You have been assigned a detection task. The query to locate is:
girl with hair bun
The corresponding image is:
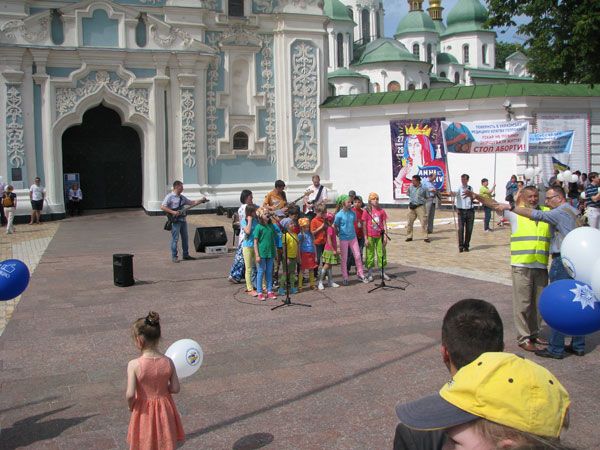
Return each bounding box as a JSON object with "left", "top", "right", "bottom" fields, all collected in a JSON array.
[{"left": 126, "top": 312, "right": 184, "bottom": 450}]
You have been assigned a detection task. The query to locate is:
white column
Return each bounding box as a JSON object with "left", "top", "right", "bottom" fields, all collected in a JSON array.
[
  {"left": 194, "top": 61, "right": 209, "bottom": 186},
  {"left": 329, "top": 32, "right": 335, "bottom": 69},
  {"left": 345, "top": 32, "right": 351, "bottom": 67}
]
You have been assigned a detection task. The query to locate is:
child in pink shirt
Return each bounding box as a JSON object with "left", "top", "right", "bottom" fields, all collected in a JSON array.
[{"left": 317, "top": 213, "right": 340, "bottom": 290}]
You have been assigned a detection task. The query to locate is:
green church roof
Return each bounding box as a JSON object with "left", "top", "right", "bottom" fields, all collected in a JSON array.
[
  {"left": 433, "top": 20, "right": 446, "bottom": 34},
  {"left": 437, "top": 52, "right": 459, "bottom": 65},
  {"left": 323, "top": 0, "right": 353, "bottom": 22},
  {"left": 394, "top": 10, "right": 436, "bottom": 37},
  {"left": 328, "top": 68, "right": 370, "bottom": 79},
  {"left": 441, "top": 0, "right": 494, "bottom": 37},
  {"left": 353, "top": 38, "right": 419, "bottom": 66},
  {"left": 321, "top": 83, "right": 600, "bottom": 109}
]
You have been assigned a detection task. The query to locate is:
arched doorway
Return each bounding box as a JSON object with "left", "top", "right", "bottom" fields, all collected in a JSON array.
[{"left": 62, "top": 105, "right": 142, "bottom": 209}]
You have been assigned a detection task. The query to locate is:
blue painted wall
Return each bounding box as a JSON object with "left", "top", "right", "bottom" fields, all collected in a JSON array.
[
  {"left": 208, "top": 158, "right": 276, "bottom": 184},
  {"left": 82, "top": 9, "right": 118, "bottom": 47}
]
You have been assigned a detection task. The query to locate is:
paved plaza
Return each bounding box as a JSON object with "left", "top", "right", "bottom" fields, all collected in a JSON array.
[{"left": 0, "top": 209, "right": 599, "bottom": 449}]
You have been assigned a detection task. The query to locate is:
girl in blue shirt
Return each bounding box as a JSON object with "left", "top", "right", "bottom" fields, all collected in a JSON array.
[{"left": 333, "top": 195, "right": 369, "bottom": 286}]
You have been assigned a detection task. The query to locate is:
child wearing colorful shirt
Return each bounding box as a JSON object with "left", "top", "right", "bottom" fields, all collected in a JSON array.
[
  {"left": 318, "top": 213, "right": 340, "bottom": 290},
  {"left": 253, "top": 208, "right": 278, "bottom": 301},
  {"left": 334, "top": 195, "right": 369, "bottom": 286},
  {"left": 361, "top": 192, "right": 390, "bottom": 281},
  {"left": 297, "top": 217, "right": 317, "bottom": 290},
  {"left": 278, "top": 218, "right": 299, "bottom": 295}
]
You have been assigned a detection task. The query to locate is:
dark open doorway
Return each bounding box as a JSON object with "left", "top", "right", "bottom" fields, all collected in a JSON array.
[{"left": 62, "top": 105, "right": 142, "bottom": 209}]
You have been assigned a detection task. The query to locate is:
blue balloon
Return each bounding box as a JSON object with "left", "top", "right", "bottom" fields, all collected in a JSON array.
[
  {"left": 539, "top": 279, "right": 600, "bottom": 336},
  {"left": 0, "top": 259, "right": 30, "bottom": 301}
]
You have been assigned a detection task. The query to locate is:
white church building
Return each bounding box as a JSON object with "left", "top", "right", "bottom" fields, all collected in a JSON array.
[{"left": 1, "top": 0, "right": 599, "bottom": 217}]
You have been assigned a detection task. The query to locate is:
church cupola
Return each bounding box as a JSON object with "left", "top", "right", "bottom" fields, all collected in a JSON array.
[
  {"left": 409, "top": 1, "right": 423, "bottom": 11},
  {"left": 428, "top": 0, "right": 443, "bottom": 21}
]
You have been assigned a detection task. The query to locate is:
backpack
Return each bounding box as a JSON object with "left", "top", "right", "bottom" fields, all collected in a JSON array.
[{"left": 2, "top": 194, "right": 13, "bottom": 208}]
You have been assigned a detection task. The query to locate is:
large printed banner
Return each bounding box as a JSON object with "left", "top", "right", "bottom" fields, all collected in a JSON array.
[
  {"left": 390, "top": 118, "right": 447, "bottom": 199},
  {"left": 441, "top": 120, "right": 529, "bottom": 154},
  {"left": 529, "top": 131, "right": 574, "bottom": 155}
]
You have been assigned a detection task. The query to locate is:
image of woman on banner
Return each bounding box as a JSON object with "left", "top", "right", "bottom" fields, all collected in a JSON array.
[
  {"left": 393, "top": 133, "right": 437, "bottom": 193},
  {"left": 444, "top": 122, "right": 475, "bottom": 153}
]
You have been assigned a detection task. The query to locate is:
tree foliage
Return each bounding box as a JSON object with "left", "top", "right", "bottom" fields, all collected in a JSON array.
[
  {"left": 495, "top": 41, "right": 525, "bottom": 70},
  {"left": 487, "top": 0, "right": 600, "bottom": 84}
]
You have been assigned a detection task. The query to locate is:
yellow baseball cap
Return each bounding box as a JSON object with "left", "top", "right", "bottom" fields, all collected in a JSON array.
[{"left": 396, "top": 352, "right": 570, "bottom": 438}]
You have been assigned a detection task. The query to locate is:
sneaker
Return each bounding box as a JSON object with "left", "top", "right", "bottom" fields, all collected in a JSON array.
[
  {"left": 518, "top": 339, "right": 541, "bottom": 352},
  {"left": 330, "top": 282, "right": 340, "bottom": 288},
  {"left": 257, "top": 293, "right": 266, "bottom": 301},
  {"left": 247, "top": 290, "right": 258, "bottom": 297},
  {"left": 368, "top": 274, "right": 374, "bottom": 282},
  {"left": 360, "top": 276, "right": 369, "bottom": 284},
  {"left": 267, "top": 291, "right": 277, "bottom": 299},
  {"left": 318, "top": 282, "right": 325, "bottom": 290},
  {"left": 382, "top": 273, "right": 391, "bottom": 281},
  {"left": 278, "top": 287, "right": 286, "bottom": 296},
  {"left": 183, "top": 255, "right": 196, "bottom": 260},
  {"left": 172, "top": 257, "right": 179, "bottom": 263},
  {"left": 424, "top": 238, "right": 431, "bottom": 243},
  {"left": 290, "top": 287, "right": 298, "bottom": 294},
  {"left": 228, "top": 276, "right": 241, "bottom": 284},
  {"left": 342, "top": 279, "right": 349, "bottom": 286},
  {"left": 405, "top": 237, "right": 413, "bottom": 242}
]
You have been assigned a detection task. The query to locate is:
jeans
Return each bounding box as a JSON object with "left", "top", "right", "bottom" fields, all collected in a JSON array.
[
  {"left": 170, "top": 221, "right": 189, "bottom": 258},
  {"left": 547, "top": 256, "right": 585, "bottom": 355},
  {"left": 457, "top": 208, "right": 474, "bottom": 249},
  {"left": 483, "top": 206, "right": 492, "bottom": 231},
  {"left": 425, "top": 199, "right": 436, "bottom": 234},
  {"left": 256, "top": 257, "right": 274, "bottom": 294}
]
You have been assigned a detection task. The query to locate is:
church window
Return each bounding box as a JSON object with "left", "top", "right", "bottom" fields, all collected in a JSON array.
[
  {"left": 135, "top": 13, "right": 147, "bottom": 48},
  {"left": 229, "top": 0, "right": 244, "bottom": 17},
  {"left": 427, "top": 43, "right": 432, "bottom": 64},
  {"left": 361, "top": 9, "right": 370, "bottom": 43},
  {"left": 388, "top": 81, "right": 400, "bottom": 92},
  {"left": 408, "top": 83, "right": 416, "bottom": 90},
  {"left": 482, "top": 44, "right": 488, "bottom": 64},
  {"left": 373, "top": 82, "right": 380, "bottom": 93},
  {"left": 454, "top": 72, "right": 460, "bottom": 84},
  {"left": 412, "top": 43, "right": 420, "bottom": 59},
  {"left": 462, "top": 44, "right": 469, "bottom": 64},
  {"left": 440, "top": 71, "right": 446, "bottom": 78},
  {"left": 337, "top": 33, "right": 344, "bottom": 68},
  {"left": 50, "top": 9, "right": 64, "bottom": 45},
  {"left": 233, "top": 132, "right": 248, "bottom": 150},
  {"left": 376, "top": 11, "right": 381, "bottom": 38}
]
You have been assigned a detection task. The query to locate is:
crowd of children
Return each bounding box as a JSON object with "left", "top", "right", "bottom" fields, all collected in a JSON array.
[{"left": 231, "top": 189, "right": 391, "bottom": 300}]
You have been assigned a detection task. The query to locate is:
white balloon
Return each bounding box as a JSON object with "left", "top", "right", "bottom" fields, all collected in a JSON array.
[
  {"left": 534, "top": 167, "right": 542, "bottom": 175},
  {"left": 581, "top": 191, "right": 587, "bottom": 199},
  {"left": 557, "top": 173, "right": 564, "bottom": 182},
  {"left": 570, "top": 174, "right": 579, "bottom": 183},
  {"left": 524, "top": 167, "right": 535, "bottom": 179},
  {"left": 165, "top": 339, "right": 203, "bottom": 379},
  {"left": 591, "top": 259, "right": 600, "bottom": 300},
  {"left": 560, "top": 227, "right": 600, "bottom": 284},
  {"left": 563, "top": 170, "right": 572, "bottom": 179}
]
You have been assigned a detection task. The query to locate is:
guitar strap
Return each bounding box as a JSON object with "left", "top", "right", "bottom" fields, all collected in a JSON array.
[{"left": 314, "top": 185, "right": 324, "bottom": 204}]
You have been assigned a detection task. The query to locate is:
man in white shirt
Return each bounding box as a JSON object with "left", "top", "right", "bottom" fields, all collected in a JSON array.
[
  {"left": 452, "top": 173, "right": 475, "bottom": 252},
  {"left": 303, "top": 175, "right": 328, "bottom": 219},
  {"left": 29, "top": 177, "right": 46, "bottom": 225}
]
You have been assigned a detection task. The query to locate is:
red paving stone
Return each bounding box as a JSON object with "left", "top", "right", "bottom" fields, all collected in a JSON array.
[{"left": 0, "top": 210, "right": 598, "bottom": 449}]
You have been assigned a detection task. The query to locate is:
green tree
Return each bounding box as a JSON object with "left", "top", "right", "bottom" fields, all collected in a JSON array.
[
  {"left": 495, "top": 41, "right": 525, "bottom": 70},
  {"left": 487, "top": 0, "right": 600, "bottom": 84}
]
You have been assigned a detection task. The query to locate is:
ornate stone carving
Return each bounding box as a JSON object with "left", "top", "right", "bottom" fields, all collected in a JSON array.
[
  {"left": 180, "top": 88, "right": 197, "bottom": 168},
  {"left": 55, "top": 71, "right": 149, "bottom": 118},
  {"left": 150, "top": 24, "right": 193, "bottom": 48},
  {"left": 206, "top": 32, "right": 222, "bottom": 165},
  {"left": 6, "top": 86, "right": 25, "bottom": 168},
  {"left": 253, "top": 0, "right": 321, "bottom": 13},
  {"left": 1, "top": 17, "right": 49, "bottom": 43},
  {"left": 221, "top": 25, "right": 263, "bottom": 47},
  {"left": 291, "top": 41, "right": 318, "bottom": 171},
  {"left": 259, "top": 35, "right": 277, "bottom": 164}
]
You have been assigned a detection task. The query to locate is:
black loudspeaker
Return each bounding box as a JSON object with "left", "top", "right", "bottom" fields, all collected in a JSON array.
[
  {"left": 113, "top": 253, "right": 134, "bottom": 287},
  {"left": 194, "top": 226, "right": 228, "bottom": 252}
]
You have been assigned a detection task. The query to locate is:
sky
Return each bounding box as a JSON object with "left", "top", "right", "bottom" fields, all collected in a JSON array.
[{"left": 382, "top": 0, "right": 526, "bottom": 44}]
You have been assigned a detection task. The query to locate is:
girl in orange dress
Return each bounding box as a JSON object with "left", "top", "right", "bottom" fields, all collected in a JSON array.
[{"left": 126, "top": 312, "right": 184, "bottom": 450}]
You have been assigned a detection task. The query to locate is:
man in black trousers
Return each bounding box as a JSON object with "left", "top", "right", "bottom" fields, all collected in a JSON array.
[{"left": 451, "top": 173, "right": 475, "bottom": 252}]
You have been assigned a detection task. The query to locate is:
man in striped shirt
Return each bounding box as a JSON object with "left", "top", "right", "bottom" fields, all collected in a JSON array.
[{"left": 585, "top": 172, "right": 600, "bottom": 229}]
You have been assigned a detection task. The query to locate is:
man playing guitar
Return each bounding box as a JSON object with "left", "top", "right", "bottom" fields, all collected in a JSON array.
[
  {"left": 161, "top": 180, "right": 209, "bottom": 263},
  {"left": 303, "top": 175, "right": 328, "bottom": 220}
]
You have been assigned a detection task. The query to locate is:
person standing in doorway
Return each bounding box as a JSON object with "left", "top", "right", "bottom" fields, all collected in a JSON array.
[
  {"left": 67, "top": 183, "right": 83, "bottom": 216},
  {"left": 160, "top": 181, "right": 208, "bottom": 263},
  {"left": 29, "top": 177, "right": 45, "bottom": 225}
]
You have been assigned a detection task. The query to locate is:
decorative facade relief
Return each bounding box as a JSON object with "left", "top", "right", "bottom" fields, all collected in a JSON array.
[
  {"left": 253, "top": 0, "right": 321, "bottom": 14},
  {"left": 180, "top": 89, "right": 197, "bottom": 168},
  {"left": 291, "top": 40, "right": 318, "bottom": 171},
  {"left": 221, "top": 25, "right": 262, "bottom": 47},
  {"left": 55, "top": 71, "right": 149, "bottom": 118},
  {"left": 6, "top": 86, "right": 25, "bottom": 168},
  {"left": 259, "top": 35, "right": 277, "bottom": 164},
  {"left": 206, "top": 32, "right": 223, "bottom": 165},
  {"left": 1, "top": 17, "right": 49, "bottom": 43},
  {"left": 150, "top": 25, "right": 193, "bottom": 48}
]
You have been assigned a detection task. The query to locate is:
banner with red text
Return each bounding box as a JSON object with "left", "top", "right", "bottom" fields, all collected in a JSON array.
[
  {"left": 441, "top": 120, "right": 529, "bottom": 154},
  {"left": 390, "top": 118, "right": 447, "bottom": 199}
]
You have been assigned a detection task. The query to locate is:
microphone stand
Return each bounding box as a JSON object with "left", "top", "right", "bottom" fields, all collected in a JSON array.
[
  {"left": 272, "top": 227, "right": 311, "bottom": 310},
  {"left": 362, "top": 206, "right": 405, "bottom": 293}
]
